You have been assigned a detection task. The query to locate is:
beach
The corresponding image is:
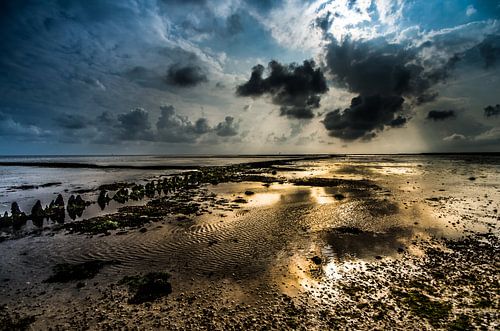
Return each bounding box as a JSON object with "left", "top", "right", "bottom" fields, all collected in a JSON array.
[{"left": 0, "top": 155, "right": 498, "bottom": 330}]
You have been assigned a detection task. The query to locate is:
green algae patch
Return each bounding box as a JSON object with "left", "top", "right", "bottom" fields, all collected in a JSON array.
[
  {"left": 394, "top": 290, "right": 451, "bottom": 327},
  {"left": 447, "top": 314, "right": 472, "bottom": 331},
  {"left": 119, "top": 272, "right": 172, "bottom": 304}
]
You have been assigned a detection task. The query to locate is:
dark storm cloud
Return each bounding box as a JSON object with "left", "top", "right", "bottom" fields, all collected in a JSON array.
[
  {"left": 478, "top": 35, "right": 500, "bottom": 68},
  {"left": 236, "top": 60, "right": 328, "bottom": 119},
  {"left": 426, "top": 110, "right": 456, "bottom": 121},
  {"left": 322, "top": 95, "right": 405, "bottom": 141},
  {"left": 324, "top": 37, "right": 448, "bottom": 98},
  {"left": 389, "top": 116, "right": 408, "bottom": 128},
  {"left": 484, "top": 104, "right": 500, "bottom": 117},
  {"left": 166, "top": 64, "right": 208, "bottom": 87},
  {"left": 321, "top": 36, "right": 466, "bottom": 140},
  {"left": 124, "top": 48, "right": 209, "bottom": 90},
  {"left": 214, "top": 116, "right": 239, "bottom": 136},
  {"left": 116, "top": 108, "right": 155, "bottom": 141}
]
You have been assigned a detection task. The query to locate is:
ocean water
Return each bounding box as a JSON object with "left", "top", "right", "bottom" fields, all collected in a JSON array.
[{"left": 0, "top": 155, "right": 292, "bottom": 217}]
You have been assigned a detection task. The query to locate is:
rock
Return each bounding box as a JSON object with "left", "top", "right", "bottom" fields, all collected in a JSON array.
[
  {"left": 130, "top": 185, "right": 145, "bottom": 201},
  {"left": 30, "top": 200, "right": 45, "bottom": 226},
  {"left": 119, "top": 272, "right": 172, "bottom": 304},
  {"left": 244, "top": 190, "right": 255, "bottom": 196},
  {"left": 334, "top": 194, "right": 345, "bottom": 200},
  {"left": 54, "top": 194, "right": 65, "bottom": 208},
  {"left": 11, "top": 202, "right": 22, "bottom": 216},
  {"left": 67, "top": 195, "right": 88, "bottom": 219},
  {"left": 45, "top": 195, "right": 66, "bottom": 223},
  {"left": 0, "top": 211, "right": 12, "bottom": 228},
  {"left": 97, "top": 190, "right": 110, "bottom": 210},
  {"left": 11, "top": 202, "right": 27, "bottom": 228},
  {"left": 311, "top": 256, "right": 322, "bottom": 265},
  {"left": 233, "top": 197, "right": 248, "bottom": 203},
  {"left": 113, "top": 188, "right": 129, "bottom": 204}
]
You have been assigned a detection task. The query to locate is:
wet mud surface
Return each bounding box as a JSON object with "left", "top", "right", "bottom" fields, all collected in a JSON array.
[{"left": 0, "top": 155, "right": 499, "bottom": 330}]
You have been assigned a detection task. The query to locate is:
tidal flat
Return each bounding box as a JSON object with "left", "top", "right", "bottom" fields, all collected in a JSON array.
[{"left": 0, "top": 155, "right": 498, "bottom": 330}]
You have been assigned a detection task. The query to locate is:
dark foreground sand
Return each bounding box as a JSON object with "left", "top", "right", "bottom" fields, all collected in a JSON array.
[{"left": 0, "top": 155, "right": 498, "bottom": 330}]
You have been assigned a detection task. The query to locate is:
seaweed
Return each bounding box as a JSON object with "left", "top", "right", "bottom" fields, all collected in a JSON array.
[
  {"left": 119, "top": 272, "right": 172, "bottom": 304},
  {"left": 45, "top": 260, "right": 115, "bottom": 283},
  {"left": 394, "top": 290, "right": 451, "bottom": 327}
]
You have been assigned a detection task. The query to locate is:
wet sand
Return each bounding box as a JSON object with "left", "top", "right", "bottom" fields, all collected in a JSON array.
[{"left": 0, "top": 155, "right": 499, "bottom": 330}]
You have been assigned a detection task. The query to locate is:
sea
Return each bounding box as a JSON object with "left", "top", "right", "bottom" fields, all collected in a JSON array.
[{"left": 0, "top": 155, "right": 293, "bottom": 218}]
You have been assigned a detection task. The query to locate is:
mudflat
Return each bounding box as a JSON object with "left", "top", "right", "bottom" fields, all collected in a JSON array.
[{"left": 0, "top": 155, "right": 498, "bottom": 330}]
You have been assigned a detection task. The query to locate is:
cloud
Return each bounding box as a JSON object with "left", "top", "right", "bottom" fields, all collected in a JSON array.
[
  {"left": 322, "top": 95, "right": 405, "bottom": 141},
  {"left": 389, "top": 115, "right": 408, "bottom": 128},
  {"left": 166, "top": 64, "right": 208, "bottom": 87},
  {"left": 124, "top": 66, "right": 167, "bottom": 91},
  {"left": 124, "top": 48, "right": 211, "bottom": 90},
  {"left": 226, "top": 13, "right": 243, "bottom": 36},
  {"left": 484, "top": 104, "right": 500, "bottom": 117},
  {"left": 474, "top": 127, "right": 500, "bottom": 142},
  {"left": 478, "top": 35, "right": 500, "bottom": 68},
  {"left": 156, "top": 105, "right": 210, "bottom": 143},
  {"left": 214, "top": 116, "right": 239, "bottom": 136},
  {"left": 443, "top": 133, "right": 466, "bottom": 141},
  {"left": 116, "top": 108, "right": 155, "bottom": 141},
  {"left": 54, "top": 114, "right": 88, "bottom": 130},
  {"left": 426, "top": 110, "right": 456, "bottom": 121},
  {"left": 321, "top": 22, "right": 499, "bottom": 141},
  {"left": 55, "top": 105, "right": 242, "bottom": 145},
  {"left": 0, "top": 112, "right": 48, "bottom": 138},
  {"left": 466, "top": 5, "right": 477, "bottom": 17},
  {"left": 324, "top": 36, "right": 452, "bottom": 100},
  {"left": 236, "top": 60, "right": 328, "bottom": 119}
]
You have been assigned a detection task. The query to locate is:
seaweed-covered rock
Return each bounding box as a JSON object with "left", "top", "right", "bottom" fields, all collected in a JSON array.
[
  {"left": 113, "top": 188, "right": 129, "bottom": 204},
  {"left": 145, "top": 182, "right": 155, "bottom": 198},
  {"left": 11, "top": 202, "right": 27, "bottom": 229},
  {"left": 0, "top": 211, "right": 12, "bottom": 228},
  {"left": 119, "top": 272, "right": 172, "bottom": 304},
  {"left": 129, "top": 185, "right": 145, "bottom": 201},
  {"left": 11, "top": 202, "right": 21, "bottom": 216},
  {"left": 54, "top": 194, "right": 64, "bottom": 208},
  {"left": 97, "top": 190, "right": 110, "bottom": 210},
  {"left": 67, "top": 195, "right": 88, "bottom": 219},
  {"left": 30, "top": 200, "right": 44, "bottom": 218},
  {"left": 45, "top": 195, "right": 66, "bottom": 223},
  {"left": 30, "top": 200, "right": 45, "bottom": 227}
]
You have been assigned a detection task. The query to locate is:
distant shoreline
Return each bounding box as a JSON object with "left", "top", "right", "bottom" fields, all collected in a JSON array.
[
  {"left": 0, "top": 155, "right": 333, "bottom": 170},
  {"left": 0, "top": 153, "right": 498, "bottom": 170}
]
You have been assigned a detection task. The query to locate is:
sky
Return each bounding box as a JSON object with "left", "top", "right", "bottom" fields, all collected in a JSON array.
[{"left": 0, "top": 0, "right": 499, "bottom": 155}]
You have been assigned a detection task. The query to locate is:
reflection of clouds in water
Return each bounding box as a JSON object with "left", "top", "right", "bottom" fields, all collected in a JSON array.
[
  {"left": 246, "top": 192, "right": 281, "bottom": 207},
  {"left": 322, "top": 227, "right": 412, "bottom": 261},
  {"left": 279, "top": 188, "right": 312, "bottom": 204}
]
